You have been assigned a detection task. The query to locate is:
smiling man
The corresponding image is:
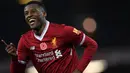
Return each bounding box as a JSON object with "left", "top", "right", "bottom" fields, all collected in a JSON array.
[{"left": 4, "top": 1, "right": 98, "bottom": 73}]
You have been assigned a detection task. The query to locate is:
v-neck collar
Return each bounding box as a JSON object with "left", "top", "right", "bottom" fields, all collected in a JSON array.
[{"left": 34, "top": 20, "right": 50, "bottom": 41}]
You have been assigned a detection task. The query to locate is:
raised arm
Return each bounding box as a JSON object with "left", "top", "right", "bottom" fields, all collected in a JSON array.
[{"left": 1, "top": 39, "right": 27, "bottom": 73}]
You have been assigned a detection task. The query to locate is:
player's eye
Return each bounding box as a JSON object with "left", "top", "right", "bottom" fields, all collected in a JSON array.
[
  {"left": 24, "top": 11, "right": 28, "bottom": 16},
  {"left": 31, "top": 9, "right": 37, "bottom": 13}
]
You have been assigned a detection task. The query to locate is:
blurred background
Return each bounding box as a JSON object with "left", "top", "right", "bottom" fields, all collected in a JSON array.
[{"left": 0, "top": 0, "right": 130, "bottom": 73}]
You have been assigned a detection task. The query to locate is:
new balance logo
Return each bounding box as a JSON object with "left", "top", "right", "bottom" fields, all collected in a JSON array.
[{"left": 30, "top": 46, "right": 35, "bottom": 50}]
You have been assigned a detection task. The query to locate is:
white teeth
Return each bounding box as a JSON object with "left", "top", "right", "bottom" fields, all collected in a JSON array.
[
  {"left": 30, "top": 22, "right": 35, "bottom": 25},
  {"left": 29, "top": 19, "right": 35, "bottom": 22}
]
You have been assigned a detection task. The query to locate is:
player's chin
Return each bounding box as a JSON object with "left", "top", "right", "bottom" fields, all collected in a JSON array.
[
  {"left": 30, "top": 26, "right": 37, "bottom": 29},
  {"left": 29, "top": 23, "right": 36, "bottom": 28},
  {"left": 29, "top": 24, "right": 36, "bottom": 29}
]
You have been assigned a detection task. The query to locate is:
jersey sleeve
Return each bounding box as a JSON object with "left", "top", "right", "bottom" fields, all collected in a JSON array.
[
  {"left": 17, "top": 35, "right": 29, "bottom": 64},
  {"left": 64, "top": 26, "right": 85, "bottom": 46},
  {"left": 64, "top": 25, "right": 98, "bottom": 72},
  {"left": 10, "top": 58, "right": 26, "bottom": 73},
  {"left": 77, "top": 36, "right": 98, "bottom": 72},
  {"left": 10, "top": 35, "right": 29, "bottom": 73}
]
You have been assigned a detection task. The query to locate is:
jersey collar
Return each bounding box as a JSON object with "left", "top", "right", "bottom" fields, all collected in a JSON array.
[{"left": 34, "top": 20, "right": 50, "bottom": 41}]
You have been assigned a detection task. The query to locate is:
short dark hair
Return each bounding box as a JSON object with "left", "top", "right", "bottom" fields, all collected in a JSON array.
[{"left": 25, "top": 1, "right": 46, "bottom": 12}]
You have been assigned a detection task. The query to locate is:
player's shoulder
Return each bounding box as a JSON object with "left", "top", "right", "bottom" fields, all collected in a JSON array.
[
  {"left": 62, "top": 25, "right": 82, "bottom": 36},
  {"left": 50, "top": 22, "right": 74, "bottom": 30},
  {"left": 50, "top": 22, "right": 66, "bottom": 28},
  {"left": 50, "top": 22, "right": 80, "bottom": 35}
]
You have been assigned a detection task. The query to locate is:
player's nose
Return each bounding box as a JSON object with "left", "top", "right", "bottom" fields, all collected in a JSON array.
[{"left": 26, "top": 12, "right": 33, "bottom": 19}]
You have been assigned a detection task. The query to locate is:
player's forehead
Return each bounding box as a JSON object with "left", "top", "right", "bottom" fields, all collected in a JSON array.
[{"left": 24, "top": 4, "right": 40, "bottom": 11}]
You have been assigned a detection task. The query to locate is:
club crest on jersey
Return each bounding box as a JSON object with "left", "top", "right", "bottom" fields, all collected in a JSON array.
[
  {"left": 40, "top": 42, "right": 47, "bottom": 50},
  {"left": 73, "top": 28, "right": 81, "bottom": 35},
  {"left": 51, "top": 37, "right": 57, "bottom": 48},
  {"left": 30, "top": 46, "right": 35, "bottom": 50}
]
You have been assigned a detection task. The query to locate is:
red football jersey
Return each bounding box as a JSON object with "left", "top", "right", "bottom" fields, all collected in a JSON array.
[{"left": 17, "top": 21, "right": 86, "bottom": 73}]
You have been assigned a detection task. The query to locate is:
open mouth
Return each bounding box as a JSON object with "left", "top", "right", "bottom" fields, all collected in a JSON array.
[{"left": 28, "top": 18, "right": 36, "bottom": 25}]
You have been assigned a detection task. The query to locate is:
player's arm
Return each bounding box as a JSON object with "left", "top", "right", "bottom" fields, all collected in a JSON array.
[
  {"left": 10, "top": 57, "right": 26, "bottom": 73},
  {"left": 64, "top": 26, "right": 98, "bottom": 73},
  {"left": 1, "top": 36, "right": 29, "bottom": 73},
  {"left": 1, "top": 40, "right": 26, "bottom": 73},
  {"left": 15, "top": 35, "right": 30, "bottom": 73},
  {"left": 76, "top": 33, "right": 98, "bottom": 72}
]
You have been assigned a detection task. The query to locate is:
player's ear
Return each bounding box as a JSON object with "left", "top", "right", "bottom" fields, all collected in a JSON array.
[{"left": 42, "top": 11, "right": 47, "bottom": 17}]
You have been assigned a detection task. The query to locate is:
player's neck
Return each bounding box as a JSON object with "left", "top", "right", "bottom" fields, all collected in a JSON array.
[{"left": 33, "top": 23, "right": 46, "bottom": 36}]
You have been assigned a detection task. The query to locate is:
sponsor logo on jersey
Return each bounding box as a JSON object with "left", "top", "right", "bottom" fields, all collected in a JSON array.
[
  {"left": 40, "top": 42, "right": 47, "bottom": 50},
  {"left": 73, "top": 28, "right": 81, "bottom": 35},
  {"left": 34, "top": 49, "right": 63, "bottom": 62}
]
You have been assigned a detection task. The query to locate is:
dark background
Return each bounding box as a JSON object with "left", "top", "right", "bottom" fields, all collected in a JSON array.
[{"left": 0, "top": 0, "right": 130, "bottom": 73}]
